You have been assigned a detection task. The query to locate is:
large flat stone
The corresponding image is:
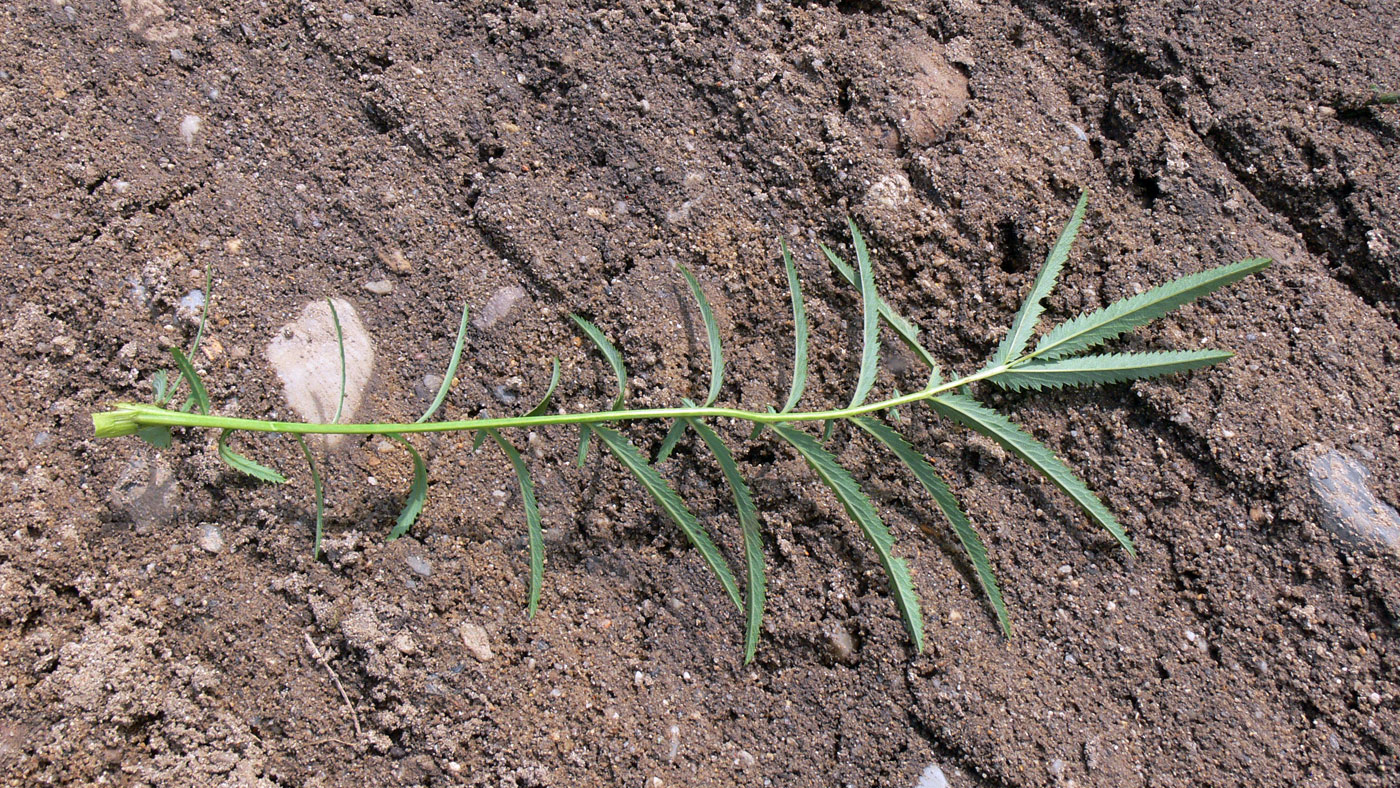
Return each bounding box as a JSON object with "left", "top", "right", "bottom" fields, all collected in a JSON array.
[{"left": 266, "top": 298, "right": 375, "bottom": 449}]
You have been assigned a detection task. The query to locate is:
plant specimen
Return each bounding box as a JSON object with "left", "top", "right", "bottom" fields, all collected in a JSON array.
[{"left": 93, "top": 194, "right": 1269, "bottom": 661}]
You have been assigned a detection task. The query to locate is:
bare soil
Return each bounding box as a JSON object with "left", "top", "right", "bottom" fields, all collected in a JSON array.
[{"left": 2, "top": 1, "right": 1399, "bottom": 786}]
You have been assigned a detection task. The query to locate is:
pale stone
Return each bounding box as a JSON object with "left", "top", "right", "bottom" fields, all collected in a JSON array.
[
  {"left": 460, "top": 622, "right": 494, "bottom": 662},
  {"left": 266, "top": 298, "right": 374, "bottom": 449}
]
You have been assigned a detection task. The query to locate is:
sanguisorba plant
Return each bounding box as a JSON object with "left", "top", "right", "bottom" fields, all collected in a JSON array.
[{"left": 93, "top": 194, "right": 1269, "bottom": 662}]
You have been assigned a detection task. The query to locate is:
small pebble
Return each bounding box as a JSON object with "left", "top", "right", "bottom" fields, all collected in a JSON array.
[
  {"left": 825, "top": 624, "right": 857, "bottom": 664},
  {"left": 110, "top": 456, "right": 178, "bottom": 530},
  {"left": 406, "top": 554, "right": 432, "bottom": 577},
  {"left": 1298, "top": 444, "right": 1400, "bottom": 554},
  {"left": 473, "top": 285, "right": 527, "bottom": 329},
  {"left": 460, "top": 622, "right": 494, "bottom": 662},
  {"left": 363, "top": 279, "right": 394, "bottom": 295},
  {"left": 266, "top": 298, "right": 375, "bottom": 449},
  {"left": 666, "top": 725, "right": 680, "bottom": 762},
  {"left": 197, "top": 524, "right": 224, "bottom": 553},
  {"left": 379, "top": 248, "right": 411, "bottom": 274},
  {"left": 493, "top": 382, "right": 520, "bottom": 405},
  {"left": 914, "top": 763, "right": 948, "bottom": 788},
  {"left": 179, "top": 114, "right": 202, "bottom": 146},
  {"left": 416, "top": 373, "right": 445, "bottom": 402},
  {"left": 200, "top": 337, "right": 225, "bottom": 361},
  {"left": 179, "top": 289, "right": 206, "bottom": 320}
]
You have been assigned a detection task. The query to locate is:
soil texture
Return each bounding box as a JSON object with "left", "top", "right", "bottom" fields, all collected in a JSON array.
[{"left": 1, "top": 1, "right": 1399, "bottom": 786}]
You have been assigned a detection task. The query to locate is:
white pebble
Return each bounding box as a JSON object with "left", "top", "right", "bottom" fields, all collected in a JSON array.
[
  {"left": 666, "top": 725, "right": 680, "bottom": 762},
  {"left": 913, "top": 763, "right": 948, "bottom": 788},
  {"left": 472, "top": 285, "right": 527, "bottom": 329},
  {"left": 197, "top": 524, "right": 224, "bottom": 553},
  {"left": 179, "top": 114, "right": 202, "bottom": 146}
]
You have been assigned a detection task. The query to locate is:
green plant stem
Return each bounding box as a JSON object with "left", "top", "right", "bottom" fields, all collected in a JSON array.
[{"left": 97, "top": 366, "right": 1013, "bottom": 439}]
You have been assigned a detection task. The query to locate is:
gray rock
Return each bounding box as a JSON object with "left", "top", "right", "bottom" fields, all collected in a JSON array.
[
  {"left": 1297, "top": 444, "right": 1400, "bottom": 554},
  {"left": 362, "top": 279, "right": 394, "bottom": 295},
  {"left": 196, "top": 525, "right": 224, "bottom": 554},
  {"left": 414, "top": 373, "right": 445, "bottom": 404},
  {"left": 266, "top": 298, "right": 375, "bottom": 449},
  {"left": 405, "top": 554, "right": 432, "bottom": 577},
  {"left": 473, "top": 285, "right": 527, "bottom": 330}
]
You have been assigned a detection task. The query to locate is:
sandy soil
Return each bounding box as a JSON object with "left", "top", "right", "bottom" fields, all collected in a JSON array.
[{"left": 1, "top": 1, "right": 1398, "bottom": 786}]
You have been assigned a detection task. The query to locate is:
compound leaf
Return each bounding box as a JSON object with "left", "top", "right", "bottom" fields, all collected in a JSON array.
[
  {"left": 137, "top": 425, "right": 172, "bottom": 449},
  {"left": 571, "top": 315, "right": 628, "bottom": 409},
  {"left": 992, "top": 191, "right": 1087, "bottom": 366},
  {"left": 523, "top": 358, "right": 562, "bottom": 418},
  {"left": 218, "top": 429, "right": 287, "bottom": 483},
  {"left": 190, "top": 263, "right": 212, "bottom": 359},
  {"left": 591, "top": 425, "right": 742, "bottom": 611},
  {"left": 997, "top": 350, "right": 1233, "bottom": 392},
  {"left": 655, "top": 418, "right": 689, "bottom": 464},
  {"left": 572, "top": 315, "right": 628, "bottom": 465},
  {"left": 853, "top": 417, "right": 1009, "bottom": 636},
  {"left": 151, "top": 369, "right": 170, "bottom": 404},
  {"left": 576, "top": 430, "right": 593, "bottom": 467},
  {"left": 1032, "top": 257, "right": 1271, "bottom": 360},
  {"left": 327, "top": 298, "right": 347, "bottom": 424},
  {"left": 770, "top": 422, "right": 924, "bottom": 652},
  {"left": 928, "top": 393, "right": 1134, "bottom": 556}
]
